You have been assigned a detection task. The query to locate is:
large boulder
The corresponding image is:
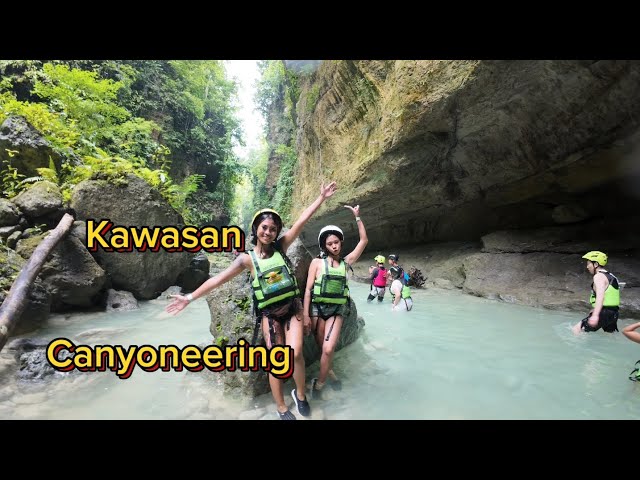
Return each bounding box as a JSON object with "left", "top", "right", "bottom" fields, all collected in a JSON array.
[
  {"left": 177, "top": 251, "right": 210, "bottom": 292},
  {"left": 15, "top": 232, "right": 107, "bottom": 310},
  {"left": 0, "top": 199, "right": 20, "bottom": 227},
  {"left": 70, "top": 175, "right": 193, "bottom": 300},
  {"left": 205, "top": 266, "right": 268, "bottom": 397},
  {"left": 11, "top": 181, "right": 63, "bottom": 220},
  {"left": 0, "top": 116, "right": 63, "bottom": 178},
  {"left": 4, "top": 338, "right": 75, "bottom": 381},
  {"left": 105, "top": 289, "right": 138, "bottom": 312}
]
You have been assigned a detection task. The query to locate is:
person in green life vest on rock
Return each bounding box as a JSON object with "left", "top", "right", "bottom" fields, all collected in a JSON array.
[
  {"left": 166, "top": 181, "right": 338, "bottom": 420},
  {"left": 572, "top": 250, "right": 621, "bottom": 334},
  {"left": 389, "top": 266, "right": 413, "bottom": 312},
  {"left": 304, "top": 204, "right": 368, "bottom": 398}
]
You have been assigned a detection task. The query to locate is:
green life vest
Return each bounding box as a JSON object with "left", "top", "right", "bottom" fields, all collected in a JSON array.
[
  {"left": 589, "top": 271, "right": 620, "bottom": 308},
  {"left": 391, "top": 282, "right": 412, "bottom": 302},
  {"left": 312, "top": 258, "right": 350, "bottom": 305},
  {"left": 249, "top": 250, "right": 299, "bottom": 310}
]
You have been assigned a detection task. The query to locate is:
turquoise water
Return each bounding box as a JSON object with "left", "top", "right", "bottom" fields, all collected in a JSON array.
[
  {"left": 326, "top": 284, "right": 640, "bottom": 420},
  {"left": 1, "top": 282, "right": 639, "bottom": 420}
]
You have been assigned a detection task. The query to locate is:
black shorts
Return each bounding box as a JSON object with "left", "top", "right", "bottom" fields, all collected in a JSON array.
[
  {"left": 581, "top": 308, "right": 619, "bottom": 333},
  {"left": 260, "top": 297, "right": 302, "bottom": 324},
  {"left": 311, "top": 300, "right": 351, "bottom": 321},
  {"left": 257, "top": 297, "right": 303, "bottom": 347}
]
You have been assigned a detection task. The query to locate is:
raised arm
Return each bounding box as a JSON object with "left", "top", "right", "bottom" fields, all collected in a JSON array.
[
  {"left": 166, "top": 254, "right": 249, "bottom": 315},
  {"left": 623, "top": 321, "right": 640, "bottom": 344},
  {"left": 343, "top": 204, "right": 368, "bottom": 266},
  {"left": 280, "top": 181, "right": 337, "bottom": 252}
]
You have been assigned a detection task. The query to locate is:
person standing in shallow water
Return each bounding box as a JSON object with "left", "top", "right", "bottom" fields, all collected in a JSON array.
[
  {"left": 367, "top": 255, "right": 387, "bottom": 302},
  {"left": 166, "top": 181, "right": 338, "bottom": 420},
  {"left": 572, "top": 250, "right": 621, "bottom": 334},
  {"left": 389, "top": 266, "right": 413, "bottom": 312},
  {"left": 304, "top": 204, "right": 368, "bottom": 398}
]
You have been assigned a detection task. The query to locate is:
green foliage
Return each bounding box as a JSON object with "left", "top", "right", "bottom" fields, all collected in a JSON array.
[
  {"left": 250, "top": 62, "right": 303, "bottom": 222},
  {"left": 33, "top": 64, "right": 128, "bottom": 127},
  {"left": 0, "top": 150, "right": 54, "bottom": 199},
  {"left": 122, "top": 60, "right": 243, "bottom": 214},
  {"left": 0, "top": 62, "right": 159, "bottom": 163},
  {"left": 0, "top": 91, "right": 79, "bottom": 151},
  {"left": 164, "top": 173, "right": 206, "bottom": 219},
  {"left": 0, "top": 60, "right": 244, "bottom": 222},
  {"left": 0, "top": 155, "right": 26, "bottom": 198},
  {"left": 305, "top": 84, "right": 321, "bottom": 113},
  {"left": 354, "top": 75, "right": 377, "bottom": 105},
  {"left": 255, "top": 61, "right": 286, "bottom": 119},
  {"left": 31, "top": 223, "right": 48, "bottom": 235},
  {"left": 31, "top": 63, "right": 158, "bottom": 161},
  {"left": 272, "top": 144, "right": 298, "bottom": 222},
  {"left": 283, "top": 68, "right": 301, "bottom": 127},
  {"left": 183, "top": 189, "right": 226, "bottom": 227},
  {"left": 245, "top": 142, "right": 271, "bottom": 216},
  {"left": 61, "top": 150, "right": 205, "bottom": 215},
  {"left": 255, "top": 60, "right": 302, "bottom": 133},
  {"left": 35, "top": 156, "right": 60, "bottom": 183},
  {"left": 233, "top": 296, "right": 251, "bottom": 312}
]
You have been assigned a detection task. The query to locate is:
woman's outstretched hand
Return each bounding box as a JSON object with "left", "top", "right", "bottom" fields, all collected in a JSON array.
[
  {"left": 166, "top": 295, "right": 190, "bottom": 315},
  {"left": 321, "top": 181, "right": 337, "bottom": 199},
  {"left": 344, "top": 204, "right": 360, "bottom": 217}
]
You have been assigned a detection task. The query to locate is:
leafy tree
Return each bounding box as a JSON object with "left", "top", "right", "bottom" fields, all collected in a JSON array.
[
  {"left": 0, "top": 60, "right": 245, "bottom": 225},
  {"left": 252, "top": 61, "right": 303, "bottom": 221}
]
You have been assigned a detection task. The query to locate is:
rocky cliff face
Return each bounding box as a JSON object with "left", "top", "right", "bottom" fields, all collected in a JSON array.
[{"left": 290, "top": 60, "right": 640, "bottom": 253}]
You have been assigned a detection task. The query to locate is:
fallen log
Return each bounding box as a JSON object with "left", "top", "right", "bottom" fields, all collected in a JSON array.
[{"left": 0, "top": 212, "right": 75, "bottom": 352}]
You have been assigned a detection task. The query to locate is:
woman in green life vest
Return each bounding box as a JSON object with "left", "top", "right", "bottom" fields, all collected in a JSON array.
[
  {"left": 166, "top": 181, "right": 338, "bottom": 420},
  {"left": 572, "top": 250, "right": 621, "bottom": 334},
  {"left": 304, "top": 204, "right": 368, "bottom": 398}
]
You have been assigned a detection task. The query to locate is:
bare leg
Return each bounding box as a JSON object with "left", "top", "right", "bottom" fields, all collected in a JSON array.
[
  {"left": 318, "top": 315, "right": 344, "bottom": 385},
  {"left": 285, "top": 314, "right": 307, "bottom": 400},
  {"left": 262, "top": 316, "right": 287, "bottom": 413},
  {"left": 314, "top": 316, "right": 326, "bottom": 350}
]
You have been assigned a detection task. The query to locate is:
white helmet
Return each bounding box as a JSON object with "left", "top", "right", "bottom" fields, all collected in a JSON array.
[{"left": 318, "top": 225, "right": 344, "bottom": 250}]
